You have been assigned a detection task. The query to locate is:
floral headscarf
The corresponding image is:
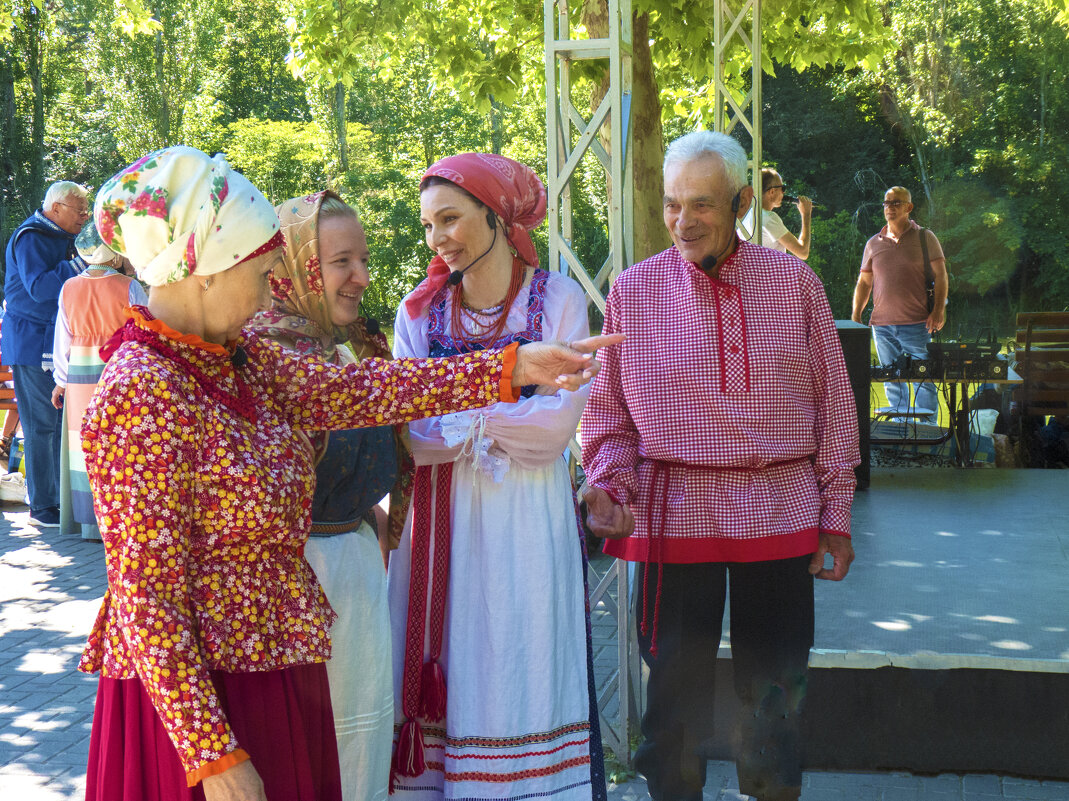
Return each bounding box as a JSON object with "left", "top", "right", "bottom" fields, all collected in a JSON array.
[
  {"left": 93, "top": 146, "right": 280, "bottom": 287},
  {"left": 249, "top": 190, "right": 350, "bottom": 362},
  {"left": 405, "top": 153, "right": 548, "bottom": 317},
  {"left": 248, "top": 191, "right": 414, "bottom": 548}
]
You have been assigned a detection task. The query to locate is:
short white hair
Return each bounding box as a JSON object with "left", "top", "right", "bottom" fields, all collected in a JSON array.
[
  {"left": 43, "top": 181, "right": 88, "bottom": 210},
  {"left": 663, "top": 131, "right": 748, "bottom": 195}
]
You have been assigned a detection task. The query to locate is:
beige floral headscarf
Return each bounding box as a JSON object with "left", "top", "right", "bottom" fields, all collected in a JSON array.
[
  {"left": 93, "top": 146, "right": 280, "bottom": 286},
  {"left": 248, "top": 190, "right": 413, "bottom": 549},
  {"left": 250, "top": 190, "right": 347, "bottom": 361}
]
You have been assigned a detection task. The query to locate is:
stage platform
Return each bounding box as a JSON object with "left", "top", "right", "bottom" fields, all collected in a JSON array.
[
  {"left": 814, "top": 466, "right": 1067, "bottom": 671},
  {"left": 703, "top": 467, "right": 1069, "bottom": 778}
]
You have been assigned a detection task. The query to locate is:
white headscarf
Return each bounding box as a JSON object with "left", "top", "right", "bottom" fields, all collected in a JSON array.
[{"left": 93, "top": 146, "right": 280, "bottom": 287}]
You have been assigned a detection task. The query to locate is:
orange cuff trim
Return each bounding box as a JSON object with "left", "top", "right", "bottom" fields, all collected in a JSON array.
[
  {"left": 498, "top": 341, "right": 520, "bottom": 403},
  {"left": 186, "top": 749, "right": 250, "bottom": 788}
]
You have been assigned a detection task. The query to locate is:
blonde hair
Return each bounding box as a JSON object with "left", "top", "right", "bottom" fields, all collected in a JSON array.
[
  {"left": 761, "top": 168, "right": 782, "bottom": 193},
  {"left": 319, "top": 194, "right": 359, "bottom": 223},
  {"left": 887, "top": 186, "right": 912, "bottom": 203}
]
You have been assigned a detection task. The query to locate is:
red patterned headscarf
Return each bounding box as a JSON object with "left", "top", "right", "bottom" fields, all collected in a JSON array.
[{"left": 404, "top": 153, "right": 548, "bottom": 317}]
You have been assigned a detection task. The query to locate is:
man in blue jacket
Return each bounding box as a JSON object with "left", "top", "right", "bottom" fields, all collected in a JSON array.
[{"left": 2, "top": 181, "right": 87, "bottom": 527}]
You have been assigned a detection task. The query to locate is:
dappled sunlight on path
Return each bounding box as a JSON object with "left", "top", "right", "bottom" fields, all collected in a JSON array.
[{"left": 0, "top": 508, "right": 104, "bottom": 799}]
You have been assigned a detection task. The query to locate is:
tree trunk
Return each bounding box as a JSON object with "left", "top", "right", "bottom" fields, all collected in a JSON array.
[
  {"left": 1, "top": 44, "right": 15, "bottom": 271},
  {"left": 334, "top": 81, "right": 349, "bottom": 176},
  {"left": 154, "top": 29, "right": 171, "bottom": 144},
  {"left": 489, "top": 95, "right": 504, "bottom": 155},
  {"left": 630, "top": 12, "right": 670, "bottom": 262},
  {"left": 910, "top": 128, "right": 934, "bottom": 218},
  {"left": 1039, "top": 52, "right": 1047, "bottom": 151},
  {"left": 27, "top": 2, "right": 45, "bottom": 206},
  {"left": 580, "top": 2, "right": 669, "bottom": 265}
]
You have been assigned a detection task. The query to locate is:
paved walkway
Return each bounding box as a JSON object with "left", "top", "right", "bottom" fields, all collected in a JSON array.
[{"left": 3, "top": 503, "right": 1069, "bottom": 800}]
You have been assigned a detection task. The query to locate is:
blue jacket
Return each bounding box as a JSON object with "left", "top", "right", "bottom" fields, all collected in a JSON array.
[{"left": 2, "top": 211, "right": 79, "bottom": 367}]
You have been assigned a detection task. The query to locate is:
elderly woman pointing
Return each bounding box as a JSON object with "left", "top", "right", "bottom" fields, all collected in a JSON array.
[{"left": 77, "top": 147, "right": 618, "bottom": 801}]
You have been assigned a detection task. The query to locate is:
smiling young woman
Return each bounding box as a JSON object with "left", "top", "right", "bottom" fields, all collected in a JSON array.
[
  {"left": 388, "top": 153, "right": 608, "bottom": 801},
  {"left": 249, "top": 190, "right": 405, "bottom": 801}
]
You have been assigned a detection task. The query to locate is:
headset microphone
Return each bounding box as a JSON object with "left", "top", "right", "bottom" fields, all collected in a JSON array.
[
  {"left": 361, "top": 308, "right": 381, "bottom": 336},
  {"left": 702, "top": 190, "right": 744, "bottom": 279},
  {"left": 445, "top": 214, "right": 499, "bottom": 287}
]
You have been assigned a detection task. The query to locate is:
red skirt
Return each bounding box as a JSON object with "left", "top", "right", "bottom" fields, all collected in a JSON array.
[{"left": 85, "top": 663, "right": 341, "bottom": 801}]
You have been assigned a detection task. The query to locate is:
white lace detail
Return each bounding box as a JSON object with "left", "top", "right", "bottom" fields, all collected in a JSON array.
[{"left": 440, "top": 412, "right": 511, "bottom": 482}]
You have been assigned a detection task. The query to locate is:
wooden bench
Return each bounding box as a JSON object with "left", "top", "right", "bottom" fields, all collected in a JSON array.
[
  {"left": 1014, "top": 312, "right": 1069, "bottom": 466},
  {"left": 1014, "top": 312, "right": 1069, "bottom": 418},
  {"left": 0, "top": 363, "right": 18, "bottom": 413}
]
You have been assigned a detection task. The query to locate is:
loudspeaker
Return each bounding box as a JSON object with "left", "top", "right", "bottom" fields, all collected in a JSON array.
[{"left": 836, "top": 320, "right": 870, "bottom": 490}]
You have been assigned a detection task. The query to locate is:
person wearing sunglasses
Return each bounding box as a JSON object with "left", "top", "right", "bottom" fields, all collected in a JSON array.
[
  {"left": 852, "top": 186, "right": 948, "bottom": 424},
  {"left": 1, "top": 180, "right": 90, "bottom": 528},
  {"left": 759, "top": 168, "right": 812, "bottom": 260}
]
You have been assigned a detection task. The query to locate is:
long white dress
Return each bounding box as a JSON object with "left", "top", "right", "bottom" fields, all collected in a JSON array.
[{"left": 388, "top": 270, "right": 606, "bottom": 801}]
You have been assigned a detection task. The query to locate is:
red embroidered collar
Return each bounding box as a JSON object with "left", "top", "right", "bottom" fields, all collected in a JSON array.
[{"left": 102, "top": 306, "right": 257, "bottom": 423}]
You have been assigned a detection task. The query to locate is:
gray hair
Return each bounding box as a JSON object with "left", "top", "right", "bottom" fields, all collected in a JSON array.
[
  {"left": 663, "top": 131, "right": 748, "bottom": 195},
  {"left": 43, "top": 181, "right": 88, "bottom": 209}
]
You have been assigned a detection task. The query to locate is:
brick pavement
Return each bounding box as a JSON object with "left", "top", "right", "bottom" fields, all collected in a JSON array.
[{"left": 3, "top": 505, "right": 1069, "bottom": 800}]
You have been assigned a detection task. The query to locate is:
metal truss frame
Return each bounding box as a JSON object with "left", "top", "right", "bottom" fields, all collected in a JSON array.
[
  {"left": 544, "top": 0, "right": 762, "bottom": 769},
  {"left": 714, "top": 0, "right": 763, "bottom": 237},
  {"left": 545, "top": 0, "right": 640, "bottom": 767}
]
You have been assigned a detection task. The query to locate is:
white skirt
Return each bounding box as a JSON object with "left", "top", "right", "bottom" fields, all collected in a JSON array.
[
  {"left": 306, "top": 522, "right": 393, "bottom": 801},
  {"left": 387, "top": 457, "right": 604, "bottom": 800}
]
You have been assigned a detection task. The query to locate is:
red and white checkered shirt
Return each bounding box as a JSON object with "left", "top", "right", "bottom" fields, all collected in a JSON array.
[{"left": 581, "top": 241, "right": 859, "bottom": 564}]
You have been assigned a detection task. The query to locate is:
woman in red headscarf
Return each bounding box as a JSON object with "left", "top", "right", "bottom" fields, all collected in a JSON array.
[{"left": 388, "top": 154, "right": 606, "bottom": 800}]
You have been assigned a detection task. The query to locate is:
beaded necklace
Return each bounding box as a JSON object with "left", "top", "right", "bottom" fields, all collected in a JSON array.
[{"left": 448, "top": 258, "right": 524, "bottom": 350}]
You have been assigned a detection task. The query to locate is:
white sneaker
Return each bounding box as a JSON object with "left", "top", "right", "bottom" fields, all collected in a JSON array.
[{"left": 0, "top": 472, "right": 27, "bottom": 504}]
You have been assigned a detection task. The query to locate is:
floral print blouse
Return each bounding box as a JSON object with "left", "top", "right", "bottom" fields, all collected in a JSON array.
[{"left": 78, "top": 307, "right": 517, "bottom": 779}]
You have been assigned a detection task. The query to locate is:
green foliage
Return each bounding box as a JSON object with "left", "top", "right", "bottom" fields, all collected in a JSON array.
[
  {"left": 932, "top": 178, "right": 1023, "bottom": 297},
  {"left": 646, "top": 0, "right": 894, "bottom": 127},
  {"left": 601, "top": 747, "right": 637, "bottom": 785},
  {"left": 7, "top": 0, "right": 1069, "bottom": 334},
  {"left": 111, "top": 0, "right": 162, "bottom": 35},
  {"left": 2, "top": 0, "right": 65, "bottom": 270},
  {"left": 222, "top": 117, "right": 333, "bottom": 205},
  {"left": 284, "top": 0, "right": 393, "bottom": 88},
  {"left": 84, "top": 0, "right": 228, "bottom": 157},
  {"left": 212, "top": 0, "right": 310, "bottom": 123},
  {"left": 807, "top": 210, "right": 867, "bottom": 319}
]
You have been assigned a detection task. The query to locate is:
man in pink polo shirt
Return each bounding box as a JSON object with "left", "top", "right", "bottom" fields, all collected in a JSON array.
[
  {"left": 851, "top": 186, "right": 948, "bottom": 422},
  {"left": 581, "top": 131, "right": 859, "bottom": 801}
]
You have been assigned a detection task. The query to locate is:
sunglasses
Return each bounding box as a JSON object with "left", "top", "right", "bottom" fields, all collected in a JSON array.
[
  {"left": 882, "top": 200, "right": 906, "bottom": 208},
  {"left": 765, "top": 185, "right": 786, "bottom": 192}
]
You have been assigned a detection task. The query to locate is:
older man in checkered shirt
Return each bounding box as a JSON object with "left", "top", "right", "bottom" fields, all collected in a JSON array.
[{"left": 581, "top": 131, "right": 859, "bottom": 801}]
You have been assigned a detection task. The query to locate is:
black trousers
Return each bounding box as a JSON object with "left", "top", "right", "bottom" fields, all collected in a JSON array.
[{"left": 633, "top": 556, "right": 814, "bottom": 801}]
